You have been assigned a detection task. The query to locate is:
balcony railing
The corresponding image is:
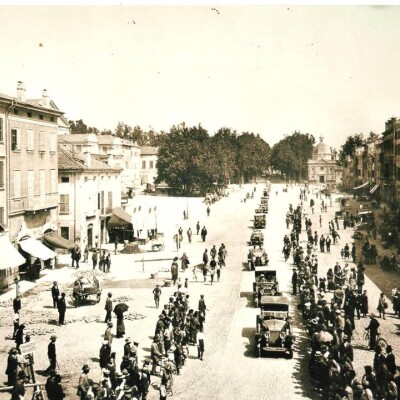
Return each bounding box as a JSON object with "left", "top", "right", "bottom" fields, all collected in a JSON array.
[{"left": 9, "top": 193, "right": 59, "bottom": 214}]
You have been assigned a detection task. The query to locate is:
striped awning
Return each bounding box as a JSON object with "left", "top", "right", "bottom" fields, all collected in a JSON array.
[
  {"left": 370, "top": 184, "right": 379, "bottom": 194},
  {"left": 0, "top": 236, "right": 25, "bottom": 270},
  {"left": 353, "top": 182, "right": 369, "bottom": 190}
]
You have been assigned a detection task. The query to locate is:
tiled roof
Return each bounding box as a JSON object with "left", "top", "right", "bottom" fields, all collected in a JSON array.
[
  {"left": 0, "top": 93, "right": 62, "bottom": 114},
  {"left": 58, "top": 146, "right": 121, "bottom": 172},
  {"left": 141, "top": 146, "right": 158, "bottom": 155},
  {"left": 60, "top": 134, "right": 96, "bottom": 143}
]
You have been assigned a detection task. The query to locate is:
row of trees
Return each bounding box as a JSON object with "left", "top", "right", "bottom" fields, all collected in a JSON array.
[
  {"left": 68, "top": 119, "right": 165, "bottom": 146},
  {"left": 69, "top": 119, "right": 321, "bottom": 189},
  {"left": 156, "top": 123, "right": 271, "bottom": 193}
]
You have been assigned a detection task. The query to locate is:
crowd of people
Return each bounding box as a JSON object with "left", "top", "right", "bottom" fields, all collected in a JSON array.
[{"left": 286, "top": 188, "right": 400, "bottom": 399}]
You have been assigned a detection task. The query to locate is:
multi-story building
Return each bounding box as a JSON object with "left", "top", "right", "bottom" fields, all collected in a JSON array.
[
  {"left": 0, "top": 82, "right": 68, "bottom": 286},
  {"left": 60, "top": 133, "right": 141, "bottom": 190},
  {"left": 307, "top": 136, "right": 341, "bottom": 188},
  {"left": 140, "top": 146, "right": 158, "bottom": 185},
  {"left": 1, "top": 82, "right": 67, "bottom": 241},
  {"left": 380, "top": 118, "right": 400, "bottom": 207},
  {"left": 58, "top": 144, "right": 122, "bottom": 250}
]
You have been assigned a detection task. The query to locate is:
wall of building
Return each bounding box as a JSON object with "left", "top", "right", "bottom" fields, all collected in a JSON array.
[
  {"left": 141, "top": 154, "right": 157, "bottom": 185},
  {"left": 58, "top": 169, "right": 122, "bottom": 250},
  {"left": 8, "top": 111, "right": 59, "bottom": 240}
]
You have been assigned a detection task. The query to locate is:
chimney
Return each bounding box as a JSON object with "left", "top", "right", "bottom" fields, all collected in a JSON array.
[
  {"left": 42, "top": 89, "right": 50, "bottom": 108},
  {"left": 84, "top": 151, "right": 92, "bottom": 167},
  {"left": 17, "top": 81, "right": 26, "bottom": 101}
]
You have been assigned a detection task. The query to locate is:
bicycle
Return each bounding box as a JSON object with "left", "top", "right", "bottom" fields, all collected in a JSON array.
[{"left": 363, "top": 329, "right": 387, "bottom": 350}]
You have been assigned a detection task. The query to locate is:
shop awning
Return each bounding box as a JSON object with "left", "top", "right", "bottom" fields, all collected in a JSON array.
[
  {"left": 19, "top": 238, "right": 55, "bottom": 261},
  {"left": 353, "top": 182, "right": 369, "bottom": 190},
  {"left": 370, "top": 184, "right": 379, "bottom": 194},
  {"left": 42, "top": 232, "right": 76, "bottom": 250},
  {"left": 0, "top": 236, "right": 26, "bottom": 270},
  {"left": 108, "top": 207, "right": 133, "bottom": 227}
]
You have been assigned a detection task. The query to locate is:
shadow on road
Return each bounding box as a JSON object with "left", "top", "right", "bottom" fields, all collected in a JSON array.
[
  {"left": 240, "top": 291, "right": 254, "bottom": 308},
  {"left": 242, "top": 327, "right": 256, "bottom": 358},
  {"left": 290, "top": 296, "right": 317, "bottom": 399}
]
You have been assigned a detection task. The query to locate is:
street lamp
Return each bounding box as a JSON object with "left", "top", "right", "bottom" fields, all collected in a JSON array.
[{"left": 14, "top": 275, "right": 20, "bottom": 298}]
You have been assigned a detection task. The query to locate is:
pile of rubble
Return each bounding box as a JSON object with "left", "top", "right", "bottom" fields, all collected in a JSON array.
[
  {"left": 112, "top": 295, "right": 134, "bottom": 302},
  {"left": 120, "top": 243, "right": 142, "bottom": 254},
  {"left": 124, "top": 312, "right": 145, "bottom": 321}
]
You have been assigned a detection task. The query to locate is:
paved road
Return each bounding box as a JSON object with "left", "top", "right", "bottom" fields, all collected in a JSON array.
[
  {"left": 162, "top": 184, "right": 315, "bottom": 400},
  {"left": 2, "top": 183, "right": 399, "bottom": 400}
]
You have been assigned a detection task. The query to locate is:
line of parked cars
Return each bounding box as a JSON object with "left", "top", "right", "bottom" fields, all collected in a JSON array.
[{"left": 248, "top": 183, "right": 295, "bottom": 359}]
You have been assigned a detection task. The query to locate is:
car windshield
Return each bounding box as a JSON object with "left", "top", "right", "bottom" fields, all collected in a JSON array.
[{"left": 261, "top": 304, "right": 288, "bottom": 312}]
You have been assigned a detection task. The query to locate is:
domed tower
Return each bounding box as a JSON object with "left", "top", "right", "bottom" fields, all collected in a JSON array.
[
  {"left": 307, "top": 135, "right": 341, "bottom": 186},
  {"left": 313, "top": 136, "right": 333, "bottom": 161}
]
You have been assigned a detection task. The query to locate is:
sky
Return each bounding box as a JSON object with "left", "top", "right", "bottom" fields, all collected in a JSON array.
[{"left": 1, "top": 5, "right": 400, "bottom": 149}]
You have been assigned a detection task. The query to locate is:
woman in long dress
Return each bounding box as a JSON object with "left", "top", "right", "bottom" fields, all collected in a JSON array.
[{"left": 115, "top": 311, "right": 126, "bottom": 338}]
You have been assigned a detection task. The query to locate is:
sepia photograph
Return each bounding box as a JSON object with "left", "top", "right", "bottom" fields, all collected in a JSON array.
[{"left": 0, "top": 4, "right": 400, "bottom": 399}]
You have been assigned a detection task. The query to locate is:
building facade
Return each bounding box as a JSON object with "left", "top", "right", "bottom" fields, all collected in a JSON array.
[
  {"left": 60, "top": 133, "right": 141, "bottom": 191},
  {"left": 140, "top": 146, "right": 158, "bottom": 185},
  {"left": 0, "top": 82, "right": 65, "bottom": 242},
  {"left": 380, "top": 118, "right": 400, "bottom": 207},
  {"left": 307, "top": 136, "right": 341, "bottom": 188},
  {"left": 58, "top": 145, "right": 122, "bottom": 250}
]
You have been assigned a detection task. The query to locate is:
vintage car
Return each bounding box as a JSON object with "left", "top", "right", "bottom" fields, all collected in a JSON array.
[
  {"left": 248, "top": 247, "right": 269, "bottom": 270},
  {"left": 253, "top": 266, "right": 279, "bottom": 307},
  {"left": 255, "top": 296, "right": 294, "bottom": 358},
  {"left": 250, "top": 229, "right": 264, "bottom": 246},
  {"left": 73, "top": 275, "right": 102, "bottom": 307},
  {"left": 254, "top": 213, "right": 266, "bottom": 229},
  {"left": 257, "top": 203, "right": 269, "bottom": 213}
]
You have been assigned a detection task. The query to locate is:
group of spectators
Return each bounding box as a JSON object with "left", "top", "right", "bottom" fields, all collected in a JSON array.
[{"left": 287, "top": 190, "right": 400, "bottom": 399}]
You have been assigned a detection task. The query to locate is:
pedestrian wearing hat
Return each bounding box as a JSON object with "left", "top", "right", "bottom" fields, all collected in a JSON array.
[
  {"left": 171, "top": 258, "right": 178, "bottom": 285},
  {"left": 124, "top": 338, "right": 132, "bottom": 357},
  {"left": 45, "top": 369, "right": 57, "bottom": 399},
  {"left": 385, "top": 345, "right": 397, "bottom": 376},
  {"left": 360, "top": 290, "right": 369, "bottom": 317},
  {"left": 197, "top": 328, "right": 205, "bottom": 360},
  {"left": 201, "top": 226, "right": 207, "bottom": 242},
  {"left": 6, "top": 348, "right": 19, "bottom": 386},
  {"left": 57, "top": 293, "right": 67, "bottom": 326},
  {"left": 15, "top": 323, "right": 26, "bottom": 350},
  {"left": 77, "top": 365, "right": 90, "bottom": 400},
  {"left": 104, "top": 322, "right": 113, "bottom": 346},
  {"left": 198, "top": 295, "right": 208, "bottom": 320},
  {"left": 11, "top": 370, "right": 26, "bottom": 400},
  {"left": 377, "top": 292, "right": 387, "bottom": 320},
  {"left": 365, "top": 314, "right": 380, "bottom": 350},
  {"left": 150, "top": 337, "right": 163, "bottom": 375},
  {"left": 12, "top": 312, "right": 19, "bottom": 340},
  {"left": 106, "top": 353, "right": 117, "bottom": 389},
  {"left": 139, "top": 363, "right": 151, "bottom": 400},
  {"left": 153, "top": 285, "right": 162, "bottom": 309},
  {"left": 104, "top": 292, "right": 113, "bottom": 323},
  {"left": 45, "top": 335, "right": 57, "bottom": 374},
  {"left": 99, "top": 340, "right": 111, "bottom": 369},
  {"left": 98, "top": 378, "right": 112, "bottom": 399},
  {"left": 13, "top": 295, "right": 21, "bottom": 315},
  {"left": 51, "top": 282, "right": 60, "bottom": 308}
]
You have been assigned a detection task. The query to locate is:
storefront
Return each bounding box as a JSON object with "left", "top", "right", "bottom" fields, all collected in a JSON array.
[
  {"left": 0, "top": 235, "right": 26, "bottom": 288},
  {"left": 18, "top": 236, "right": 56, "bottom": 280},
  {"left": 107, "top": 207, "right": 135, "bottom": 244}
]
